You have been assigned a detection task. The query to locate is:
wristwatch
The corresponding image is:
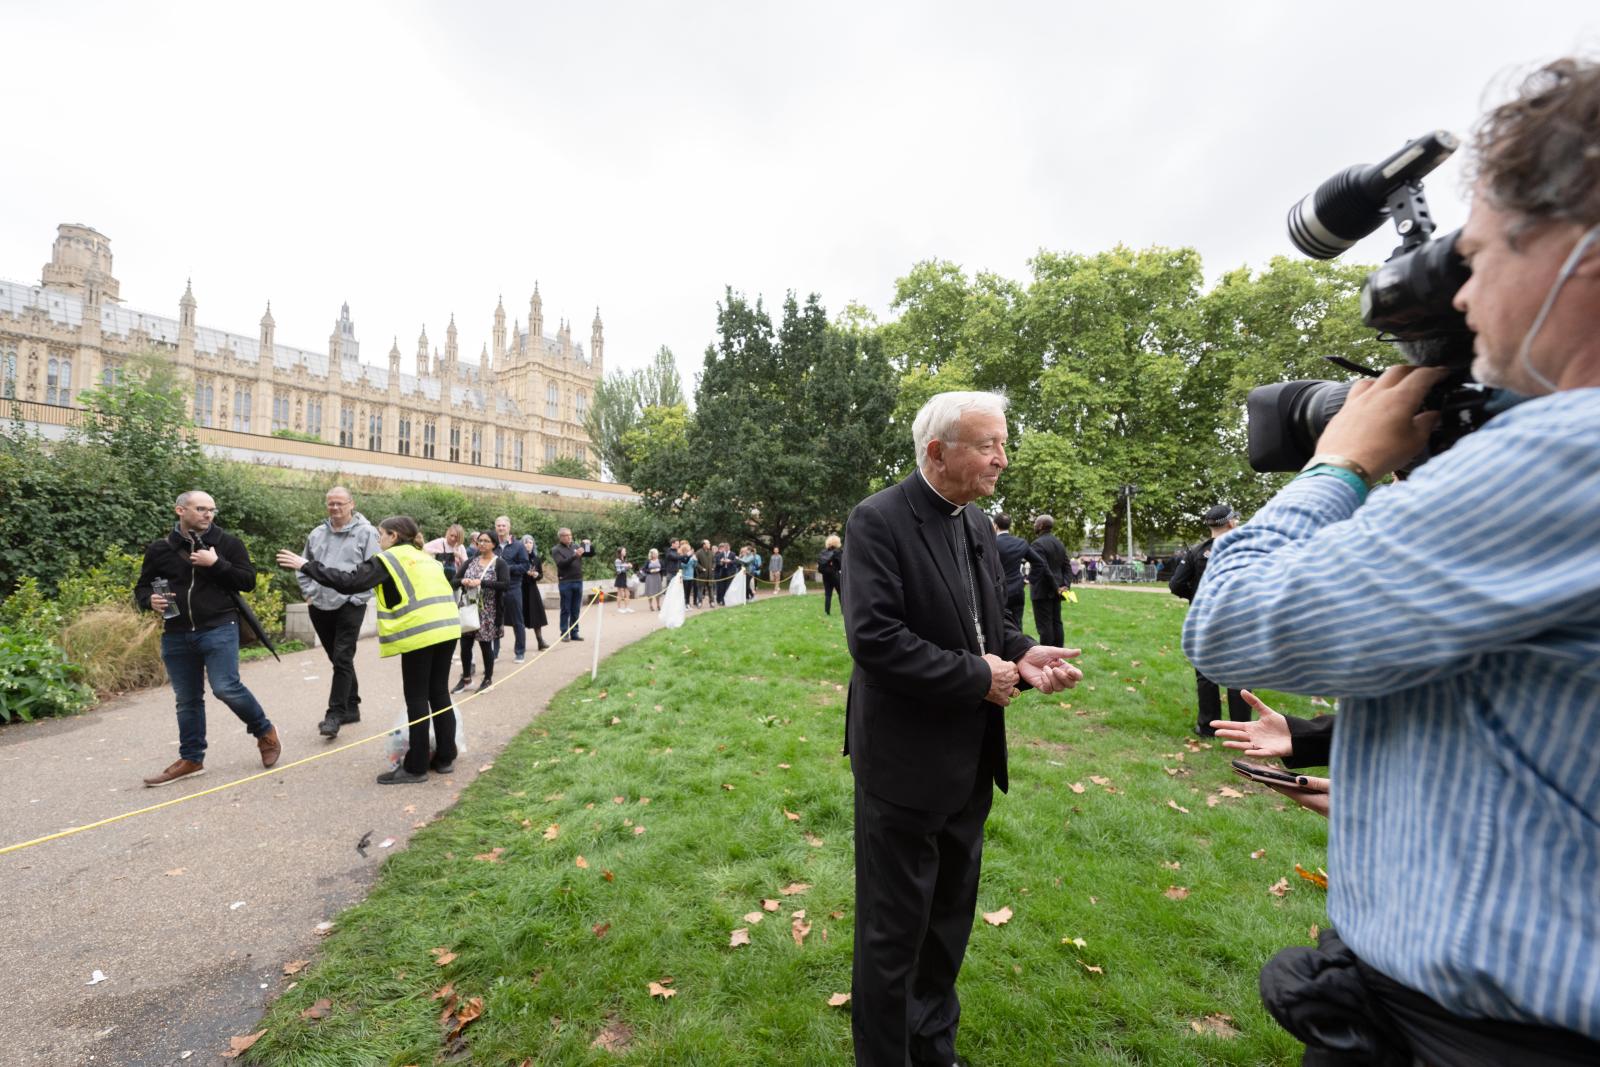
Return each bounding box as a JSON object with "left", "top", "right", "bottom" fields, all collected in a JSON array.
[{"left": 1301, "top": 453, "right": 1375, "bottom": 488}]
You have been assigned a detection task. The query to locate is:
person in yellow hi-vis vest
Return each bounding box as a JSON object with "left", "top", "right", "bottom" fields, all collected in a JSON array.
[{"left": 277, "top": 515, "right": 462, "bottom": 784}]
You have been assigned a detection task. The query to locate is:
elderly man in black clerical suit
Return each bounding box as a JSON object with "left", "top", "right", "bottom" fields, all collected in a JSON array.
[{"left": 843, "top": 390, "right": 1084, "bottom": 1067}]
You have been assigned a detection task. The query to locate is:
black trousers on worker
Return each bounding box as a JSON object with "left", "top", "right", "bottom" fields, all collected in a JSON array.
[
  {"left": 398, "top": 640, "right": 457, "bottom": 776},
  {"left": 1004, "top": 590, "right": 1025, "bottom": 632},
  {"left": 1032, "top": 595, "right": 1064, "bottom": 648},
  {"left": 309, "top": 601, "right": 365, "bottom": 722},
  {"left": 852, "top": 774, "right": 992, "bottom": 1067},
  {"left": 822, "top": 573, "right": 842, "bottom": 615},
  {"left": 1196, "top": 667, "right": 1250, "bottom": 731}
]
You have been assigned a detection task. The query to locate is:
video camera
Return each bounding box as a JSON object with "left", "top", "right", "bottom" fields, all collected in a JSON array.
[{"left": 1247, "top": 130, "right": 1514, "bottom": 472}]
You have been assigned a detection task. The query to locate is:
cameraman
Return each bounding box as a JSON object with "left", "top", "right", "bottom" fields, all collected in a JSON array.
[{"left": 1183, "top": 59, "right": 1600, "bottom": 1064}]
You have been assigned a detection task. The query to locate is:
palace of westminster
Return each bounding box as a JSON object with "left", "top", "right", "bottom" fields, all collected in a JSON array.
[{"left": 0, "top": 224, "right": 605, "bottom": 477}]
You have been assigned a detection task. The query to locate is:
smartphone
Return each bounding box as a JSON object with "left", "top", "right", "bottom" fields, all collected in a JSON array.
[{"left": 1230, "top": 759, "right": 1310, "bottom": 788}]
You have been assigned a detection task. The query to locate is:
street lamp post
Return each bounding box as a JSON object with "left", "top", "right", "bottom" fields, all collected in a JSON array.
[{"left": 1120, "top": 484, "right": 1139, "bottom": 561}]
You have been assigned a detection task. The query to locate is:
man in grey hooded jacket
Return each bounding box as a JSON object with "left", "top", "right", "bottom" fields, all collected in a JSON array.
[{"left": 297, "top": 487, "right": 380, "bottom": 738}]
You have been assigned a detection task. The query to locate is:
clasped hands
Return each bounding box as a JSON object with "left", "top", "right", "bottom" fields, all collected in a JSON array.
[{"left": 983, "top": 646, "right": 1083, "bottom": 707}]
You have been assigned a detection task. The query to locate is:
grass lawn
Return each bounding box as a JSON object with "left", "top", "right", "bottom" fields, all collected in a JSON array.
[{"left": 246, "top": 588, "right": 1331, "bottom": 1066}]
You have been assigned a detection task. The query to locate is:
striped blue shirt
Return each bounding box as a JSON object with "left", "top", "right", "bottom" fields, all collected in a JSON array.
[{"left": 1183, "top": 387, "right": 1600, "bottom": 1040}]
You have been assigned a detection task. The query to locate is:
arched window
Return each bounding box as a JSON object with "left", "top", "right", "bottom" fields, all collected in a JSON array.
[
  {"left": 546, "top": 382, "right": 560, "bottom": 419},
  {"left": 46, "top": 357, "right": 71, "bottom": 405}
]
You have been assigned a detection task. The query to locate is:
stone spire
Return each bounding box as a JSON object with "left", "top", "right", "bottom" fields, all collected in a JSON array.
[
  {"left": 480, "top": 341, "right": 489, "bottom": 380},
  {"left": 445, "top": 313, "right": 459, "bottom": 372},
  {"left": 416, "top": 325, "right": 429, "bottom": 378},
  {"left": 179, "top": 279, "right": 197, "bottom": 331},
  {"left": 529, "top": 283, "right": 543, "bottom": 345},
  {"left": 493, "top": 295, "right": 506, "bottom": 366},
  {"left": 389, "top": 336, "right": 402, "bottom": 372},
  {"left": 590, "top": 306, "right": 604, "bottom": 367}
]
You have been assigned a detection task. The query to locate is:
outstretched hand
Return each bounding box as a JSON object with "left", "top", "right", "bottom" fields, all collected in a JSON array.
[
  {"left": 1017, "top": 645, "right": 1083, "bottom": 694},
  {"left": 1210, "top": 690, "right": 1293, "bottom": 758},
  {"left": 275, "top": 549, "right": 307, "bottom": 571}
]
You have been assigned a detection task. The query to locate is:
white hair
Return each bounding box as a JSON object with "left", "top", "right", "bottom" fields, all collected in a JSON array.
[{"left": 912, "top": 391, "right": 1008, "bottom": 466}]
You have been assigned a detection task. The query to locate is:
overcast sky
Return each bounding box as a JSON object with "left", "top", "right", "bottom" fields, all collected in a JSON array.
[{"left": 2, "top": 2, "right": 1595, "bottom": 384}]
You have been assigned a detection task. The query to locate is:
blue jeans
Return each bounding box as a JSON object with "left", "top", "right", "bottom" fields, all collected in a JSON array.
[
  {"left": 558, "top": 580, "right": 584, "bottom": 638},
  {"left": 160, "top": 621, "right": 272, "bottom": 763}
]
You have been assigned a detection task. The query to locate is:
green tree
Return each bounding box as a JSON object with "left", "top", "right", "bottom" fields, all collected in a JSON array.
[
  {"left": 539, "top": 455, "right": 594, "bottom": 480},
  {"left": 583, "top": 346, "right": 684, "bottom": 483},
  {"left": 684, "top": 290, "right": 895, "bottom": 554},
  {"left": 618, "top": 404, "right": 695, "bottom": 519}
]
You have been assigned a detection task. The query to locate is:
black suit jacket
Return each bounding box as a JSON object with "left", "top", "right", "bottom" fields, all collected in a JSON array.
[
  {"left": 842, "top": 473, "right": 1035, "bottom": 813},
  {"left": 1029, "top": 533, "right": 1070, "bottom": 598},
  {"left": 995, "top": 531, "right": 1049, "bottom": 602}
]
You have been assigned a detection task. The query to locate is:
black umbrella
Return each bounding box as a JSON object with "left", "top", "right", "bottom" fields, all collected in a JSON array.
[{"left": 230, "top": 589, "right": 281, "bottom": 661}]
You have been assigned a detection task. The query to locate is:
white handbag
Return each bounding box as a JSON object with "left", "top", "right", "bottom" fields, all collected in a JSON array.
[{"left": 457, "top": 587, "right": 481, "bottom": 632}]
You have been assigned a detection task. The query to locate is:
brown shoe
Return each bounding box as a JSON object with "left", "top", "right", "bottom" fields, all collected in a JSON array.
[
  {"left": 144, "top": 758, "right": 206, "bottom": 788},
  {"left": 257, "top": 727, "right": 281, "bottom": 768}
]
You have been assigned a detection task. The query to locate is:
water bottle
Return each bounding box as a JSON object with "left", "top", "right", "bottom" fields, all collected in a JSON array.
[{"left": 151, "top": 577, "right": 180, "bottom": 620}]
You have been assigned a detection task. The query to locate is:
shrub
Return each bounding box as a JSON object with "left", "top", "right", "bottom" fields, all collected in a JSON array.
[
  {"left": 58, "top": 606, "right": 165, "bottom": 695},
  {"left": 0, "top": 623, "right": 94, "bottom": 722},
  {"left": 56, "top": 548, "right": 143, "bottom": 620},
  {"left": 241, "top": 577, "right": 287, "bottom": 643},
  {"left": 0, "top": 576, "right": 63, "bottom": 639}
]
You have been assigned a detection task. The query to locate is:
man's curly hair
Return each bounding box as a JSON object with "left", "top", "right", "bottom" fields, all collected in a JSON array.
[{"left": 1471, "top": 57, "right": 1600, "bottom": 232}]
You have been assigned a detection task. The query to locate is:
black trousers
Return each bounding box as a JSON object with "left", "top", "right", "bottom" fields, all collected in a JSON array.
[
  {"left": 497, "top": 585, "right": 526, "bottom": 657},
  {"left": 1032, "top": 595, "right": 1064, "bottom": 648},
  {"left": 458, "top": 632, "right": 476, "bottom": 677},
  {"left": 1004, "top": 590, "right": 1025, "bottom": 632},
  {"left": 823, "top": 574, "right": 842, "bottom": 615},
  {"left": 1196, "top": 667, "right": 1250, "bottom": 729},
  {"left": 853, "top": 775, "right": 992, "bottom": 1067},
  {"left": 398, "top": 640, "right": 457, "bottom": 776},
  {"left": 308, "top": 601, "right": 365, "bottom": 721}
]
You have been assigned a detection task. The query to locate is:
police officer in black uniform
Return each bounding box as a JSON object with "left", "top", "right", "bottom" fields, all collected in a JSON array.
[{"left": 1169, "top": 504, "right": 1251, "bottom": 736}]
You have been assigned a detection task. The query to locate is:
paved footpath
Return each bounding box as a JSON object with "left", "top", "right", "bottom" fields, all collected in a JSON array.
[{"left": 0, "top": 599, "right": 666, "bottom": 1066}]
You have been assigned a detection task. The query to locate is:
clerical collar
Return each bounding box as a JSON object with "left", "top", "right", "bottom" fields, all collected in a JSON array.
[{"left": 917, "top": 468, "right": 965, "bottom": 517}]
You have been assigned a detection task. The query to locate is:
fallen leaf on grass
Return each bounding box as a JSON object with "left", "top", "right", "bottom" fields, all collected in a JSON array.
[
  {"left": 1162, "top": 860, "right": 1181, "bottom": 870},
  {"left": 430, "top": 947, "right": 458, "bottom": 967},
  {"left": 804, "top": 832, "right": 825, "bottom": 847},
  {"left": 982, "top": 906, "right": 1013, "bottom": 926},
  {"left": 743, "top": 911, "right": 765, "bottom": 923},
  {"left": 282, "top": 960, "right": 308, "bottom": 976},
  {"left": 575, "top": 856, "right": 589, "bottom": 869},
  {"left": 827, "top": 992, "right": 851, "bottom": 1007},
  {"left": 777, "top": 762, "right": 791, "bottom": 769},
  {"left": 542, "top": 824, "right": 560, "bottom": 841},
  {"left": 1218, "top": 786, "right": 1245, "bottom": 799},
  {"left": 1206, "top": 794, "right": 1221, "bottom": 808},
  {"left": 299, "top": 998, "right": 332, "bottom": 1021},
  {"left": 1190, "top": 1014, "right": 1241, "bottom": 1038},
  {"left": 610, "top": 717, "right": 622, "bottom": 726},
  {"left": 593, "top": 922, "right": 611, "bottom": 938},
  {"left": 633, "top": 826, "right": 646, "bottom": 835},
  {"left": 591, "top": 1016, "right": 635, "bottom": 1052},
  {"left": 1164, "top": 886, "right": 1190, "bottom": 901},
  {"left": 1089, "top": 775, "right": 1113, "bottom": 786},
  {"left": 1167, "top": 800, "right": 1191, "bottom": 814},
  {"left": 792, "top": 917, "right": 812, "bottom": 946},
  {"left": 830, "top": 910, "right": 845, "bottom": 920},
  {"left": 604, "top": 869, "right": 615, "bottom": 881},
  {"left": 1250, "top": 849, "right": 1267, "bottom": 860},
  {"left": 445, "top": 996, "right": 483, "bottom": 1040},
  {"left": 1061, "top": 936, "right": 1088, "bottom": 949},
  {"left": 783, "top": 809, "right": 801, "bottom": 821},
  {"left": 474, "top": 847, "right": 505, "bottom": 863},
  {"left": 1309, "top": 924, "right": 1320, "bottom": 941},
  {"left": 1268, "top": 878, "right": 1291, "bottom": 898},
  {"left": 761, "top": 898, "right": 781, "bottom": 912},
  {"left": 478, "top": 763, "right": 494, "bottom": 773},
  {"left": 648, "top": 979, "right": 676, "bottom": 999},
  {"left": 219, "top": 1030, "right": 266, "bottom": 1059},
  {"left": 721, "top": 783, "right": 735, "bottom": 791},
  {"left": 430, "top": 982, "right": 455, "bottom": 1001},
  {"left": 730, "top": 928, "right": 751, "bottom": 948},
  {"left": 1295, "top": 864, "right": 1329, "bottom": 889},
  {"left": 1069, "top": 782, "right": 1085, "bottom": 794},
  {"left": 780, "top": 882, "right": 812, "bottom": 895},
  {"left": 1077, "top": 959, "right": 1104, "bottom": 975}
]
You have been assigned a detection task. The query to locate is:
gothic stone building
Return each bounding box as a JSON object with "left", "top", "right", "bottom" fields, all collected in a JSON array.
[{"left": 0, "top": 224, "right": 606, "bottom": 478}]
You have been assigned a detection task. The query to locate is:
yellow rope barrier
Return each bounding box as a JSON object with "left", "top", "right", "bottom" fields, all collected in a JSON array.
[{"left": 0, "top": 590, "right": 607, "bottom": 858}]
